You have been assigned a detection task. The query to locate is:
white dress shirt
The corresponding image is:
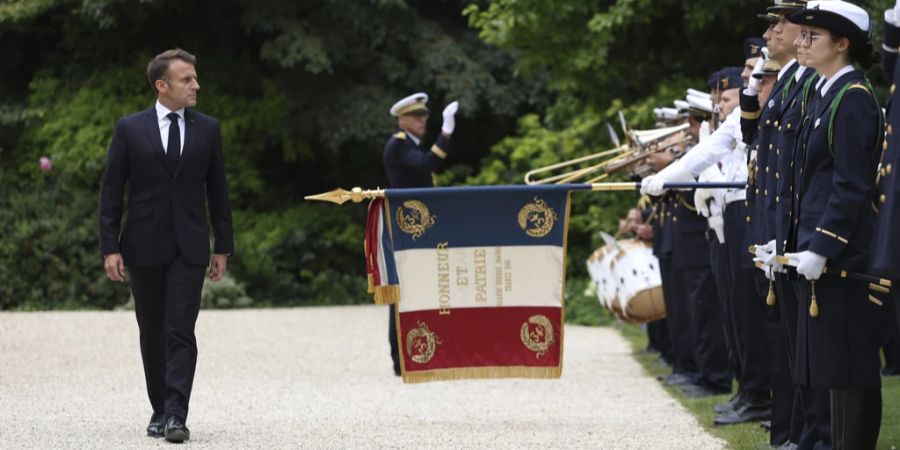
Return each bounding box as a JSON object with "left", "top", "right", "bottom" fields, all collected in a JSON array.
[{"left": 155, "top": 101, "right": 185, "bottom": 155}]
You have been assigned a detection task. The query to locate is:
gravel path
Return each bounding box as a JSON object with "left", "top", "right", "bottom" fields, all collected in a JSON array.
[{"left": 0, "top": 306, "right": 724, "bottom": 449}]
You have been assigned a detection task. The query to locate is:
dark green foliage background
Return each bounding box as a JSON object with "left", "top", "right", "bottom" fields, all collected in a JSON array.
[{"left": 1, "top": 0, "right": 893, "bottom": 321}]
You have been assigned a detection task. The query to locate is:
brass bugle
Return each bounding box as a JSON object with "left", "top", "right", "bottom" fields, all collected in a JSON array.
[{"left": 524, "top": 144, "right": 631, "bottom": 185}]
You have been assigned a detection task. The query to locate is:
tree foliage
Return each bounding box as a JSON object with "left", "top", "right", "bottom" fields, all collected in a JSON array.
[{"left": 0, "top": 0, "right": 542, "bottom": 309}]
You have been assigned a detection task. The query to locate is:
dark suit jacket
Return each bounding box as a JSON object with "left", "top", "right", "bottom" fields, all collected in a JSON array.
[{"left": 99, "top": 106, "right": 234, "bottom": 267}]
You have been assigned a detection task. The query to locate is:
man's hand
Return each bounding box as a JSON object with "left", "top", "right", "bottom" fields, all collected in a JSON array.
[
  {"left": 209, "top": 254, "right": 228, "bottom": 282},
  {"left": 104, "top": 253, "right": 126, "bottom": 282}
]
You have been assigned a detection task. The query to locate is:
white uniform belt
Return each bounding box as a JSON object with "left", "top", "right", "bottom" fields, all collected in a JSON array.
[{"left": 724, "top": 189, "right": 746, "bottom": 204}]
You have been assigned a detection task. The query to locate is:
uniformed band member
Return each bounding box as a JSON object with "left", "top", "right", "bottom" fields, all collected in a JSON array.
[
  {"left": 877, "top": 0, "right": 900, "bottom": 379},
  {"left": 780, "top": 2, "right": 884, "bottom": 448},
  {"left": 383, "top": 93, "right": 459, "bottom": 376},
  {"left": 741, "top": 2, "right": 809, "bottom": 444}
]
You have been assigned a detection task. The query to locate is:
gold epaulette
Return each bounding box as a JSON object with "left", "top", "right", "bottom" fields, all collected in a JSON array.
[{"left": 393, "top": 131, "right": 407, "bottom": 140}]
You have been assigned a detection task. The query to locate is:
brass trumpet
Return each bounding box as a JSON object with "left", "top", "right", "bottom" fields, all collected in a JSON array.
[{"left": 523, "top": 122, "right": 693, "bottom": 185}]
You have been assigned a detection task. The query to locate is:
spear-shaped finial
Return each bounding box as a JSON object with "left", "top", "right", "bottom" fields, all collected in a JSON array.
[{"left": 304, "top": 187, "right": 384, "bottom": 205}]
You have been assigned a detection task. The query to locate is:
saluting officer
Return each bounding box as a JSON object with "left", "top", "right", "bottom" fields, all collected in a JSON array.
[
  {"left": 383, "top": 93, "right": 459, "bottom": 376},
  {"left": 784, "top": 2, "right": 884, "bottom": 448}
]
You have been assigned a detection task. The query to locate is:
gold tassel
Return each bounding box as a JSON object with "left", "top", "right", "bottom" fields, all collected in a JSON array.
[
  {"left": 373, "top": 285, "right": 400, "bottom": 304},
  {"left": 809, "top": 280, "right": 819, "bottom": 317},
  {"left": 367, "top": 274, "right": 375, "bottom": 294},
  {"left": 766, "top": 269, "right": 776, "bottom": 306}
]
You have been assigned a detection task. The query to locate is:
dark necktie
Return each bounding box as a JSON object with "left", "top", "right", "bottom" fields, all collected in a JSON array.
[{"left": 166, "top": 112, "right": 181, "bottom": 172}]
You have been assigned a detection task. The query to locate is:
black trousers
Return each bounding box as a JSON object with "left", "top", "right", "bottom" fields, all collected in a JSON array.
[
  {"left": 660, "top": 258, "right": 698, "bottom": 376},
  {"left": 647, "top": 319, "right": 674, "bottom": 364},
  {"left": 723, "top": 203, "right": 770, "bottom": 393},
  {"left": 684, "top": 264, "right": 733, "bottom": 390},
  {"left": 709, "top": 231, "right": 741, "bottom": 384},
  {"left": 773, "top": 275, "right": 811, "bottom": 445},
  {"left": 763, "top": 272, "right": 793, "bottom": 446},
  {"left": 882, "top": 289, "right": 900, "bottom": 374},
  {"left": 128, "top": 254, "right": 205, "bottom": 423},
  {"left": 388, "top": 304, "right": 400, "bottom": 372}
]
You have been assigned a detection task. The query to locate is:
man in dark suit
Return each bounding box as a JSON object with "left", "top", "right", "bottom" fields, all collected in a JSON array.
[
  {"left": 382, "top": 92, "right": 457, "bottom": 375},
  {"left": 99, "top": 48, "right": 233, "bottom": 443}
]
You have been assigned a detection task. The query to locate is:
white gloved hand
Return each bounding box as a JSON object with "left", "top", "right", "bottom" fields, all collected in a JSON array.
[
  {"left": 694, "top": 188, "right": 713, "bottom": 217},
  {"left": 639, "top": 162, "right": 694, "bottom": 196},
  {"left": 708, "top": 215, "right": 725, "bottom": 244},
  {"left": 784, "top": 250, "right": 827, "bottom": 281},
  {"left": 699, "top": 121, "right": 711, "bottom": 139},
  {"left": 745, "top": 56, "right": 766, "bottom": 96},
  {"left": 441, "top": 101, "right": 459, "bottom": 135}
]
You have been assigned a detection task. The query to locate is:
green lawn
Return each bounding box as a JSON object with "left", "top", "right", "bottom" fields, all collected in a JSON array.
[{"left": 616, "top": 324, "right": 900, "bottom": 450}]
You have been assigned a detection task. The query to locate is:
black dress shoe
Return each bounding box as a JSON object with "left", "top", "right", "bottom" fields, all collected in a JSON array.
[
  {"left": 147, "top": 412, "right": 165, "bottom": 438},
  {"left": 714, "top": 391, "right": 744, "bottom": 414},
  {"left": 681, "top": 383, "right": 730, "bottom": 399},
  {"left": 714, "top": 400, "right": 772, "bottom": 425},
  {"left": 659, "top": 372, "right": 693, "bottom": 386},
  {"left": 164, "top": 416, "right": 190, "bottom": 443}
]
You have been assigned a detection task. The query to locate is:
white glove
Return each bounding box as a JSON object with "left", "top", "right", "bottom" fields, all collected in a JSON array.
[
  {"left": 708, "top": 215, "right": 725, "bottom": 244},
  {"left": 441, "top": 101, "right": 459, "bottom": 135},
  {"left": 753, "top": 239, "right": 784, "bottom": 273},
  {"left": 639, "top": 162, "right": 694, "bottom": 196},
  {"left": 784, "top": 250, "right": 827, "bottom": 281},
  {"left": 745, "top": 56, "right": 766, "bottom": 96},
  {"left": 694, "top": 188, "right": 713, "bottom": 217},
  {"left": 886, "top": 2, "right": 900, "bottom": 27},
  {"left": 699, "top": 121, "right": 711, "bottom": 139}
]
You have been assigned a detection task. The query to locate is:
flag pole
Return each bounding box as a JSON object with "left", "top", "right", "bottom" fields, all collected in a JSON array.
[
  {"left": 589, "top": 181, "right": 746, "bottom": 191},
  {"left": 304, "top": 182, "right": 748, "bottom": 203},
  {"left": 304, "top": 187, "right": 384, "bottom": 204}
]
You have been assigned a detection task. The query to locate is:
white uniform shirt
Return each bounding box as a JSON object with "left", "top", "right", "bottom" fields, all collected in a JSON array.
[{"left": 678, "top": 107, "right": 746, "bottom": 202}]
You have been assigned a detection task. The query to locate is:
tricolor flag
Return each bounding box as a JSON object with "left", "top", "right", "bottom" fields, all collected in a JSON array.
[
  {"left": 377, "top": 185, "right": 573, "bottom": 383},
  {"left": 365, "top": 197, "right": 400, "bottom": 304}
]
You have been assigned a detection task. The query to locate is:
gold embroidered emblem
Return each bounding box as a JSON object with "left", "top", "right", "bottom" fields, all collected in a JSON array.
[
  {"left": 721, "top": 78, "right": 729, "bottom": 90},
  {"left": 396, "top": 200, "right": 435, "bottom": 240},
  {"left": 517, "top": 197, "right": 557, "bottom": 238},
  {"left": 520, "top": 315, "right": 555, "bottom": 358},
  {"left": 406, "top": 321, "right": 442, "bottom": 364}
]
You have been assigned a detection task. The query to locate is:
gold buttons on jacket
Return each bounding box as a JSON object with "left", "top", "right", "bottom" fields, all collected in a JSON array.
[
  {"left": 888, "top": 164, "right": 893, "bottom": 174},
  {"left": 787, "top": 123, "right": 792, "bottom": 129},
  {"left": 889, "top": 125, "right": 894, "bottom": 135},
  {"left": 775, "top": 121, "right": 780, "bottom": 127},
  {"left": 885, "top": 141, "right": 889, "bottom": 151},
  {"left": 769, "top": 144, "right": 773, "bottom": 150},
  {"left": 746, "top": 216, "right": 751, "bottom": 222},
  {"left": 882, "top": 194, "right": 888, "bottom": 203},
  {"left": 892, "top": 84, "right": 897, "bottom": 95},
  {"left": 673, "top": 217, "right": 678, "bottom": 222}
]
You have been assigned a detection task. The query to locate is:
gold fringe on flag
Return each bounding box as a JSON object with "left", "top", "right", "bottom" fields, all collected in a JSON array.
[
  {"left": 373, "top": 285, "right": 400, "bottom": 304},
  {"left": 402, "top": 366, "right": 562, "bottom": 383}
]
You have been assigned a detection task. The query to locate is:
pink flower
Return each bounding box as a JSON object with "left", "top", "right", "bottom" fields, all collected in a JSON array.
[{"left": 39, "top": 156, "right": 52, "bottom": 172}]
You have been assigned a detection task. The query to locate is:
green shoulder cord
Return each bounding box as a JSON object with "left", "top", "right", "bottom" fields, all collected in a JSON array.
[
  {"left": 827, "top": 79, "right": 884, "bottom": 156},
  {"left": 782, "top": 72, "right": 796, "bottom": 104}
]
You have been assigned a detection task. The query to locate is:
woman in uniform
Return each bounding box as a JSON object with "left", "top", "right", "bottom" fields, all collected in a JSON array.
[{"left": 784, "top": 2, "right": 884, "bottom": 448}]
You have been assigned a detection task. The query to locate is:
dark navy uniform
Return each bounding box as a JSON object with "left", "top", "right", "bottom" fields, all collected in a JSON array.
[
  {"left": 382, "top": 129, "right": 451, "bottom": 374},
  {"left": 672, "top": 190, "right": 733, "bottom": 392},
  {"left": 873, "top": 16, "right": 900, "bottom": 377},
  {"left": 873, "top": 19, "right": 900, "bottom": 283},
  {"left": 787, "top": 69, "right": 884, "bottom": 390},
  {"left": 727, "top": 59, "right": 804, "bottom": 440},
  {"left": 652, "top": 192, "right": 700, "bottom": 380}
]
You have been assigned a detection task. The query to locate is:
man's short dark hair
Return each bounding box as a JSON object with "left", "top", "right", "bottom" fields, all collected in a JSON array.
[{"left": 146, "top": 48, "right": 197, "bottom": 93}]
